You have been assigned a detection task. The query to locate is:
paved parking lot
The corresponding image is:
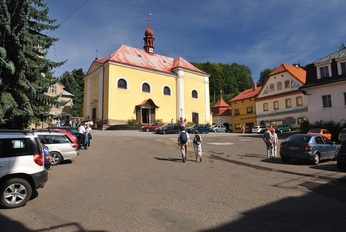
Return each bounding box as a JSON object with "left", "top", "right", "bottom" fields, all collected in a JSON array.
[{"left": 1, "top": 130, "right": 346, "bottom": 232}]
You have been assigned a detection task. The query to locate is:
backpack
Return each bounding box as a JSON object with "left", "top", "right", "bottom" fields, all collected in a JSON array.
[
  {"left": 179, "top": 131, "right": 188, "bottom": 144},
  {"left": 194, "top": 135, "right": 201, "bottom": 145}
]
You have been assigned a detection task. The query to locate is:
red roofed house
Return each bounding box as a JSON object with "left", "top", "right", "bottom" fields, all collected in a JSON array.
[
  {"left": 255, "top": 63, "right": 308, "bottom": 128},
  {"left": 230, "top": 84, "right": 262, "bottom": 133},
  {"left": 211, "top": 92, "right": 232, "bottom": 131},
  {"left": 83, "top": 17, "right": 211, "bottom": 127}
]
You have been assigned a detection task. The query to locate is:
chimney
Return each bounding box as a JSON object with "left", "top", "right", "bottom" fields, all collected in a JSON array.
[{"left": 253, "top": 83, "right": 257, "bottom": 90}]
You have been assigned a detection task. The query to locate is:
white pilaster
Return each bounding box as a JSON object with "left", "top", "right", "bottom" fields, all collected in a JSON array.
[
  {"left": 176, "top": 69, "right": 185, "bottom": 119},
  {"left": 204, "top": 75, "right": 210, "bottom": 123}
]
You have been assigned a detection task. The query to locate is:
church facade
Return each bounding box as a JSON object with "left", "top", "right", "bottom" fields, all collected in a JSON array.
[{"left": 83, "top": 19, "right": 211, "bottom": 128}]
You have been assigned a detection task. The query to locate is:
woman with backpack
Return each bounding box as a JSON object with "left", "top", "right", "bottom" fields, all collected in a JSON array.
[{"left": 193, "top": 130, "right": 203, "bottom": 162}]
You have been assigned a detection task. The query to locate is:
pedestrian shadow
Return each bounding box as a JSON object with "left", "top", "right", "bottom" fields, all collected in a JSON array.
[{"left": 154, "top": 157, "right": 182, "bottom": 162}]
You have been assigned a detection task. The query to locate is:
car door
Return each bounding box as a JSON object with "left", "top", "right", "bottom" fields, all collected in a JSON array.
[
  {"left": 322, "top": 136, "right": 336, "bottom": 158},
  {"left": 314, "top": 136, "right": 330, "bottom": 160},
  {"left": 0, "top": 139, "right": 10, "bottom": 178}
]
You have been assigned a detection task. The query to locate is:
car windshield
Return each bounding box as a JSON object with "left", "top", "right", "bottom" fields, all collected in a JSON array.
[{"left": 286, "top": 135, "right": 311, "bottom": 142}]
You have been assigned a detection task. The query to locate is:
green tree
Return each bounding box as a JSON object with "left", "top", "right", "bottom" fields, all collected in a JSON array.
[
  {"left": 59, "top": 68, "right": 85, "bottom": 117},
  {"left": 256, "top": 68, "right": 272, "bottom": 86},
  {"left": 0, "top": 0, "right": 64, "bottom": 128},
  {"left": 191, "top": 62, "right": 253, "bottom": 106}
]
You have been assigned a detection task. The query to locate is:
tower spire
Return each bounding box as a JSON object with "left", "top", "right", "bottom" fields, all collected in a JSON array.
[{"left": 143, "top": 11, "right": 155, "bottom": 54}]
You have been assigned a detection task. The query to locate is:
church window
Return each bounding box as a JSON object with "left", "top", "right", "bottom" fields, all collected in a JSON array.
[
  {"left": 117, "top": 79, "right": 127, "bottom": 89},
  {"left": 163, "top": 86, "right": 171, "bottom": 96},
  {"left": 142, "top": 83, "right": 150, "bottom": 93},
  {"left": 192, "top": 90, "right": 198, "bottom": 98}
]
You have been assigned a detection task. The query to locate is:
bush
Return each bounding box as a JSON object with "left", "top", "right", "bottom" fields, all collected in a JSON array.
[{"left": 127, "top": 119, "right": 137, "bottom": 125}]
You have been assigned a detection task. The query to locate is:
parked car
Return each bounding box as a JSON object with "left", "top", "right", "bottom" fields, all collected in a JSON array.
[
  {"left": 252, "top": 125, "right": 267, "bottom": 133},
  {"left": 336, "top": 140, "right": 346, "bottom": 170},
  {"left": 0, "top": 130, "right": 48, "bottom": 208},
  {"left": 141, "top": 122, "right": 165, "bottom": 132},
  {"left": 210, "top": 125, "right": 226, "bottom": 133},
  {"left": 244, "top": 126, "right": 252, "bottom": 133},
  {"left": 155, "top": 124, "right": 179, "bottom": 134},
  {"left": 35, "top": 131, "right": 79, "bottom": 166},
  {"left": 47, "top": 126, "right": 79, "bottom": 139},
  {"left": 275, "top": 124, "right": 292, "bottom": 133},
  {"left": 38, "top": 128, "right": 78, "bottom": 150},
  {"left": 339, "top": 128, "right": 346, "bottom": 142},
  {"left": 280, "top": 134, "right": 338, "bottom": 165},
  {"left": 186, "top": 124, "right": 210, "bottom": 134},
  {"left": 307, "top": 128, "right": 332, "bottom": 140}
]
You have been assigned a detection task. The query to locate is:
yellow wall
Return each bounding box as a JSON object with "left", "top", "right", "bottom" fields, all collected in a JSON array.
[
  {"left": 85, "top": 62, "right": 209, "bottom": 125},
  {"left": 231, "top": 97, "right": 257, "bottom": 132}
]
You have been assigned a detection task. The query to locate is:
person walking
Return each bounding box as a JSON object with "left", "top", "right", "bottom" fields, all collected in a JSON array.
[
  {"left": 178, "top": 126, "right": 190, "bottom": 163},
  {"left": 271, "top": 128, "right": 278, "bottom": 158},
  {"left": 85, "top": 123, "right": 93, "bottom": 147},
  {"left": 78, "top": 122, "right": 87, "bottom": 149},
  {"left": 193, "top": 130, "right": 203, "bottom": 162},
  {"left": 262, "top": 127, "right": 273, "bottom": 158}
]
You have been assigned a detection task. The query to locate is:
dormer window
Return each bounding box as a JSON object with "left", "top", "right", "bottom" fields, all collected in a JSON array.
[
  {"left": 340, "top": 62, "right": 346, "bottom": 75},
  {"left": 319, "top": 66, "right": 329, "bottom": 78}
]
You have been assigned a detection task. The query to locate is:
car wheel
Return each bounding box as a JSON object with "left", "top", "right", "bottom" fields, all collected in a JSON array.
[
  {"left": 50, "top": 152, "right": 62, "bottom": 166},
  {"left": 0, "top": 178, "right": 32, "bottom": 209},
  {"left": 337, "top": 162, "right": 346, "bottom": 170},
  {"left": 162, "top": 130, "right": 166, "bottom": 135},
  {"left": 281, "top": 157, "right": 290, "bottom": 163},
  {"left": 312, "top": 153, "right": 320, "bottom": 165},
  {"left": 280, "top": 130, "right": 283, "bottom": 133},
  {"left": 146, "top": 128, "right": 150, "bottom": 132},
  {"left": 288, "top": 128, "right": 291, "bottom": 132}
]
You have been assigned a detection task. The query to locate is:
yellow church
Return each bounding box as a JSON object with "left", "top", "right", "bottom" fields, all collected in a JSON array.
[{"left": 83, "top": 18, "right": 211, "bottom": 128}]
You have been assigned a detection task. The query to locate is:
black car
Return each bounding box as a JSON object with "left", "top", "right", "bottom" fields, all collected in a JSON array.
[
  {"left": 186, "top": 124, "right": 210, "bottom": 134},
  {"left": 155, "top": 123, "right": 179, "bottom": 134},
  {"left": 336, "top": 140, "right": 346, "bottom": 170}
]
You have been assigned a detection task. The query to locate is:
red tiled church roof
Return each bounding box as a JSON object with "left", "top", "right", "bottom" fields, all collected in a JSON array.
[
  {"left": 269, "top": 63, "right": 306, "bottom": 84},
  {"left": 230, "top": 85, "right": 262, "bottom": 102},
  {"left": 94, "top": 45, "right": 206, "bottom": 75}
]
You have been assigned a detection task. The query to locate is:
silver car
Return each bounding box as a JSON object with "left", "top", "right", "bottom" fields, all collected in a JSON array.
[{"left": 35, "top": 132, "right": 79, "bottom": 165}]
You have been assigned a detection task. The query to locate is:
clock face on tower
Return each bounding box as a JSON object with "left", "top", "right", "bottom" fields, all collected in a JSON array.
[{"left": 149, "top": 48, "right": 153, "bottom": 53}]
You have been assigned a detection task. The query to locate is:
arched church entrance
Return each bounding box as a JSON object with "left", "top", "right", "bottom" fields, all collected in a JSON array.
[{"left": 135, "top": 99, "right": 159, "bottom": 124}]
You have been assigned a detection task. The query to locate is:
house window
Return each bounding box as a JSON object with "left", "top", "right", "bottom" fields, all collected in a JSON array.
[
  {"left": 263, "top": 103, "right": 268, "bottom": 111},
  {"left": 142, "top": 83, "right": 150, "bottom": 93},
  {"left": 234, "top": 109, "right": 240, "bottom": 115},
  {"left": 285, "top": 98, "right": 291, "bottom": 108},
  {"left": 49, "top": 85, "right": 57, "bottom": 94},
  {"left": 192, "top": 90, "right": 198, "bottom": 98},
  {"left": 277, "top": 82, "right": 282, "bottom": 91},
  {"left": 270, "top": 84, "right": 275, "bottom": 92},
  {"left": 247, "top": 107, "right": 253, "bottom": 113},
  {"left": 273, "top": 101, "right": 279, "bottom": 110},
  {"left": 320, "top": 66, "right": 329, "bottom": 78},
  {"left": 341, "top": 62, "right": 346, "bottom": 75},
  {"left": 163, "top": 86, "right": 171, "bottom": 96},
  {"left": 117, "top": 79, "right": 127, "bottom": 89},
  {"left": 284, "top": 80, "right": 290, "bottom": 89},
  {"left": 322, "top": 95, "right": 332, "bottom": 108},
  {"left": 296, "top": 96, "right": 303, "bottom": 106}
]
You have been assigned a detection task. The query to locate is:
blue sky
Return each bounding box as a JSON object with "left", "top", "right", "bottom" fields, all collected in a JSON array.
[{"left": 45, "top": 0, "right": 346, "bottom": 82}]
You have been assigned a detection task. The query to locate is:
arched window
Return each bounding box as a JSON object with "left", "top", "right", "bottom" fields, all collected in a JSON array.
[
  {"left": 142, "top": 83, "right": 150, "bottom": 93},
  {"left": 163, "top": 86, "right": 171, "bottom": 96},
  {"left": 192, "top": 90, "right": 198, "bottom": 98},
  {"left": 117, "top": 79, "right": 127, "bottom": 89}
]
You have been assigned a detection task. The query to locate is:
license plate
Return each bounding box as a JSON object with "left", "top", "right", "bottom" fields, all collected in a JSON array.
[{"left": 289, "top": 146, "right": 299, "bottom": 150}]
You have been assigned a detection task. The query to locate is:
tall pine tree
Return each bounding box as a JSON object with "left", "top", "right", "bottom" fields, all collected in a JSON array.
[{"left": 0, "top": 0, "right": 64, "bottom": 128}]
